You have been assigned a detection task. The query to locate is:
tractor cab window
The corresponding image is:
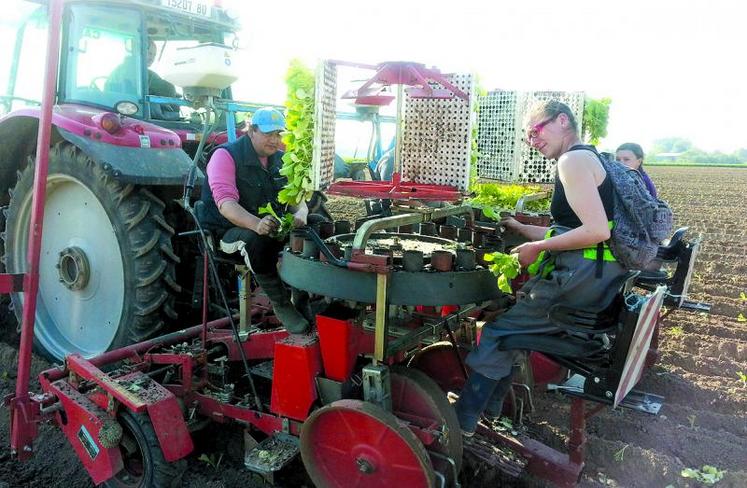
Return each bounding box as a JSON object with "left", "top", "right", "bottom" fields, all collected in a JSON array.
[
  {"left": 63, "top": 5, "right": 143, "bottom": 113},
  {"left": 0, "top": 2, "right": 48, "bottom": 114}
]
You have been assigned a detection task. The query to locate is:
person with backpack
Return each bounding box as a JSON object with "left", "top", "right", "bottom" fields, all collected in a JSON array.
[
  {"left": 455, "top": 100, "right": 629, "bottom": 435},
  {"left": 616, "top": 142, "right": 657, "bottom": 198}
]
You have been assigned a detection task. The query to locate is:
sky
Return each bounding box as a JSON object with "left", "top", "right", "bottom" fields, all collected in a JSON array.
[
  {"left": 1, "top": 0, "right": 745, "bottom": 153},
  {"left": 229, "top": 0, "right": 747, "bottom": 153}
]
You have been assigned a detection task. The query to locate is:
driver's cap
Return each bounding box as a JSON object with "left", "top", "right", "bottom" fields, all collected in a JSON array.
[{"left": 249, "top": 107, "right": 286, "bottom": 133}]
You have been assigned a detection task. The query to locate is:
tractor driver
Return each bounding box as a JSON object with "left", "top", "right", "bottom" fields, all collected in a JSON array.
[
  {"left": 146, "top": 40, "right": 178, "bottom": 98},
  {"left": 198, "top": 107, "right": 313, "bottom": 334},
  {"left": 454, "top": 100, "right": 628, "bottom": 435}
]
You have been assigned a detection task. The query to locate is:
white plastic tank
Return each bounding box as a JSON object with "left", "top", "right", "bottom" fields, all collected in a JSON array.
[{"left": 161, "top": 43, "right": 239, "bottom": 90}]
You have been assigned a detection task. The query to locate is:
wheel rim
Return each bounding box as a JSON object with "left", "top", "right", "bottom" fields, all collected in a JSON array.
[
  {"left": 391, "top": 366, "right": 463, "bottom": 472},
  {"left": 11, "top": 174, "right": 125, "bottom": 358},
  {"left": 301, "top": 399, "right": 435, "bottom": 488},
  {"left": 408, "top": 341, "right": 470, "bottom": 393}
]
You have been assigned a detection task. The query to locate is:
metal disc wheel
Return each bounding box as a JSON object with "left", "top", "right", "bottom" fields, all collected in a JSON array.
[
  {"left": 2, "top": 144, "right": 179, "bottom": 360},
  {"left": 104, "top": 411, "right": 185, "bottom": 488},
  {"left": 408, "top": 341, "right": 470, "bottom": 393},
  {"left": 300, "top": 399, "right": 436, "bottom": 488},
  {"left": 390, "top": 366, "right": 463, "bottom": 472}
]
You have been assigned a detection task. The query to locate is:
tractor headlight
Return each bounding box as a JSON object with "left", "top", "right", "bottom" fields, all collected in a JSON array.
[{"left": 114, "top": 101, "right": 139, "bottom": 117}]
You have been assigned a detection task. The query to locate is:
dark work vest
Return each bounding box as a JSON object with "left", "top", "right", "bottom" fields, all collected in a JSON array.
[
  {"left": 550, "top": 144, "right": 614, "bottom": 229},
  {"left": 199, "top": 135, "right": 287, "bottom": 234}
]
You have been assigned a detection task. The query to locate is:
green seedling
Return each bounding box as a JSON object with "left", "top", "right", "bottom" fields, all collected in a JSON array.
[
  {"left": 258, "top": 203, "right": 294, "bottom": 240},
  {"left": 680, "top": 465, "right": 724, "bottom": 485},
  {"left": 668, "top": 325, "right": 684, "bottom": 338},
  {"left": 739, "top": 291, "right": 746, "bottom": 302},
  {"left": 737, "top": 371, "right": 747, "bottom": 388},
  {"left": 483, "top": 252, "right": 521, "bottom": 293},
  {"left": 687, "top": 414, "right": 697, "bottom": 429},
  {"left": 613, "top": 444, "right": 629, "bottom": 462},
  {"left": 737, "top": 313, "right": 746, "bottom": 323},
  {"left": 198, "top": 452, "right": 223, "bottom": 470}
]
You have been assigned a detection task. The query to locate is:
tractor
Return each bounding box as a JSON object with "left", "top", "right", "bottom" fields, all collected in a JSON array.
[
  {"left": 1, "top": 2, "right": 711, "bottom": 487},
  {"left": 0, "top": 0, "right": 261, "bottom": 361}
]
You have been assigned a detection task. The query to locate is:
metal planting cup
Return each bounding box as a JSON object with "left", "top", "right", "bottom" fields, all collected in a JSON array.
[
  {"left": 402, "top": 250, "right": 424, "bottom": 272},
  {"left": 431, "top": 250, "right": 454, "bottom": 272},
  {"left": 334, "top": 220, "right": 351, "bottom": 235},
  {"left": 439, "top": 224, "right": 458, "bottom": 240},
  {"left": 456, "top": 249, "right": 477, "bottom": 270},
  {"left": 419, "top": 222, "right": 437, "bottom": 236},
  {"left": 302, "top": 239, "right": 319, "bottom": 259}
]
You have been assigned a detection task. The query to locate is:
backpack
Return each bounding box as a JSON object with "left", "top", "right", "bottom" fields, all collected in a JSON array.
[{"left": 582, "top": 146, "right": 673, "bottom": 270}]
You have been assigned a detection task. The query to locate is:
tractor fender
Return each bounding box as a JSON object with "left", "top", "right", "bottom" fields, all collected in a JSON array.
[
  {"left": 58, "top": 127, "right": 199, "bottom": 186},
  {"left": 0, "top": 109, "right": 199, "bottom": 191}
]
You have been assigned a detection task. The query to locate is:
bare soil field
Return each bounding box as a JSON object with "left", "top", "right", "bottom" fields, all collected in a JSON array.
[{"left": 0, "top": 166, "right": 745, "bottom": 487}]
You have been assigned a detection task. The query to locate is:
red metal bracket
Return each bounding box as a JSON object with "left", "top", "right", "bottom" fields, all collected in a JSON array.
[{"left": 0, "top": 273, "right": 24, "bottom": 294}]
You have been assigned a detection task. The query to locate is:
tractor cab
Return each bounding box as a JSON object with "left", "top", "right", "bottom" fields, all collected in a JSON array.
[{"left": 2, "top": 0, "right": 241, "bottom": 143}]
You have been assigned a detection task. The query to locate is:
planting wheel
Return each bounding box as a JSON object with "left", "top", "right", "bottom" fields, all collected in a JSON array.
[
  {"left": 408, "top": 341, "right": 470, "bottom": 393},
  {"left": 390, "top": 366, "right": 463, "bottom": 472},
  {"left": 104, "top": 411, "right": 185, "bottom": 488},
  {"left": 300, "top": 399, "right": 436, "bottom": 488},
  {"left": 2, "top": 143, "right": 179, "bottom": 360}
]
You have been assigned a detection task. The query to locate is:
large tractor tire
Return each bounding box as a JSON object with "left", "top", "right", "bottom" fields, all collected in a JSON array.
[
  {"left": 2, "top": 143, "right": 180, "bottom": 361},
  {"left": 104, "top": 410, "right": 186, "bottom": 488}
]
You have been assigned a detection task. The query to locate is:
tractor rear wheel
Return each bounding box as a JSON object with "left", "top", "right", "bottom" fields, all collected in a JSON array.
[
  {"left": 2, "top": 143, "right": 179, "bottom": 360},
  {"left": 104, "top": 410, "right": 186, "bottom": 488},
  {"left": 300, "top": 399, "right": 436, "bottom": 488}
]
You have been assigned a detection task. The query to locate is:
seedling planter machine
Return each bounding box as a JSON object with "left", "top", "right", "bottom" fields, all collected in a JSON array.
[{"left": 0, "top": 2, "right": 709, "bottom": 487}]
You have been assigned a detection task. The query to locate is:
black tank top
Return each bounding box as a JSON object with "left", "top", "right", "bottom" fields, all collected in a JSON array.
[{"left": 550, "top": 145, "right": 614, "bottom": 229}]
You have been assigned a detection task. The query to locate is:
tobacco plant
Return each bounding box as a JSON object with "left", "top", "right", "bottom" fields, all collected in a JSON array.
[
  {"left": 258, "top": 203, "right": 295, "bottom": 241},
  {"left": 483, "top": 251, "right": 521, "bottom": 293},
  {"left": 279, "top": 59, "right": 316, "bottom": 206}
]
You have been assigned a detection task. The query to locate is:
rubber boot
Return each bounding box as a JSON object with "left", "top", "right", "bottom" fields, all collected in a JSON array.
[
  {"left": 484, "top": 366, "right": 518, "bottom": 418},
  {"left": 254, "top": 273, "right": 310, "bottom": 334},
  {"left": 454, "top": 372, "right": 499, "bottom": 436}
]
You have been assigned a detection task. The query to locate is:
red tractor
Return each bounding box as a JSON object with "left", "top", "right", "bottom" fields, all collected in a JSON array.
[
  {"left": 1, "top": 3, "right": 709, "bottom": 487},
  {"left": 0, "top": 0, "right": 257, "bottom": 361}
]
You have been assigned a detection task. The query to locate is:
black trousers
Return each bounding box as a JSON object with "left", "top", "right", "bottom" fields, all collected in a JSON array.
[{"left": 220, "top": 214, "right": 327, "bottom": 275}]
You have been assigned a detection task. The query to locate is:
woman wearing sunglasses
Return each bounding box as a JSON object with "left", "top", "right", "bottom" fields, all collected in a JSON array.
[{"left": 455, "top": 100, "right": 628, "bottom": 435}]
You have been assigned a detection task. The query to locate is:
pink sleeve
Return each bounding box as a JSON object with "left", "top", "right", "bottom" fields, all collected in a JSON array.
[{"left": 206, "top": 148, "right": 239, "bottom": 209}]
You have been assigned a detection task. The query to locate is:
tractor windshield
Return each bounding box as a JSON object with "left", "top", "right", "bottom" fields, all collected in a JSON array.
[{"left": 63, "top": 4, "right": 143, "bottom": 113}]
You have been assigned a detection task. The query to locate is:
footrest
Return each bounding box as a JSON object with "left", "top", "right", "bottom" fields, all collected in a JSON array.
[
  {"left": 244, "top": 433, "right": 300, "bottom": 474},
  {"left": 249, "top": 360, "right": 274, "bottom": 380},
  {"left": 549, "top": 374, "right": 664, "bottom": 415},
  {"left": 679, "top": 300, "right": 711, "bottom": 313}
]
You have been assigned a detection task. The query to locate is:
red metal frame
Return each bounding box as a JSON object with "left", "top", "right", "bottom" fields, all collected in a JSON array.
[
  {"left": 9, "top": 0, "right": 64, "bottom": 460},
  {"left": 327, "top": 173, "right": 463, "bottom": 202}
]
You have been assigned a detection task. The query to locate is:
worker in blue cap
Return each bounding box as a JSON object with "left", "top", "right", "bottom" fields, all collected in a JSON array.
[{"left": 199, "top": 107, "right": 315, "bottom": 333}]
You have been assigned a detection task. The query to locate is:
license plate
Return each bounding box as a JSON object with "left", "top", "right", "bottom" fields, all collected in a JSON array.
[{"left": 161, "top": 0, "right": 212, "bottom": 18}]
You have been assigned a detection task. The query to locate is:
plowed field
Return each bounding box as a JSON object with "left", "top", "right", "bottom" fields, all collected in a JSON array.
[{"left": 0, "top": 166, "right": 745, "bottom": 487}]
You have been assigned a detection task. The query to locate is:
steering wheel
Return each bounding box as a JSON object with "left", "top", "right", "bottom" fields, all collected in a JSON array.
[{"left": 89, "top": 76, "right": 108, "bottom": 91}]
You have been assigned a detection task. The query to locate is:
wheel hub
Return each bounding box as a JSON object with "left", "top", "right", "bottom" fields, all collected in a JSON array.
[
  {"left": 57, "top": 246, "right": 90, "bottom": 291},
  {"left": 356, "top": 457, "right": 375, "bottom": 474}
]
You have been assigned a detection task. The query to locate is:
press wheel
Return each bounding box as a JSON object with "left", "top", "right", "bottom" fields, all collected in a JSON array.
[
  {"left": 300, "top": 399, "right": 435, "bottom": 488},
  {"left": 408, "top": 341, "right": 470, "bottom": 393},
  {"left": 390, "top": 366, "right": 463, "bottom": 472}
]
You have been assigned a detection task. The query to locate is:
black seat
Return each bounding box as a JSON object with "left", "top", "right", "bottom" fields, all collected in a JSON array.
[
  {"left": 192, "top": 200, "right": 244, "bottom": 265},
  {"left": 656, "top": 226, "right": 688, "bottom": 261},
  {"left": 635, "top": 227, "right": 702, "bottom": 308}
]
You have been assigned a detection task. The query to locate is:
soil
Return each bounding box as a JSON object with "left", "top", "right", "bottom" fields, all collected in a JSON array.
[{"left": 1, "top": 168, "right": 746, "bottom": 487}]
